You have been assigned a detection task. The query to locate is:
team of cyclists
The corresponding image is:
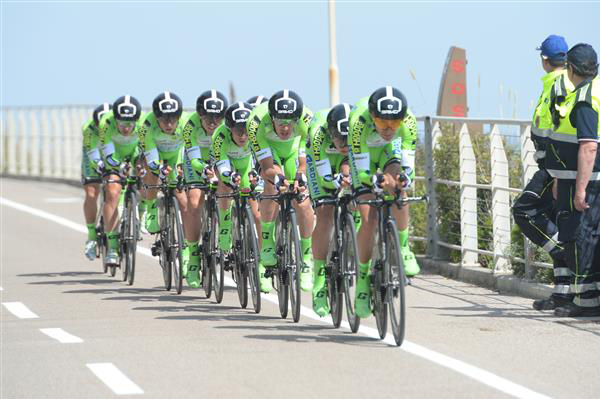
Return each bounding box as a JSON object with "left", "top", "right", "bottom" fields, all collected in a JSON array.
[{"left": 81, "top": 87, "right": 419, "bottom": 320}]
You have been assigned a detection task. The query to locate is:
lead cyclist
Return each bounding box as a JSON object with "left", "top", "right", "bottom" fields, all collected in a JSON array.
[{"left": 348, "top": 86, "right": 419, "bottom": 318}]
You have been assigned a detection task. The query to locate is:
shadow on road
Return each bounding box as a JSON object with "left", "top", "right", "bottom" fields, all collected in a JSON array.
[
  {"left": 18, "top": 271, "right": 104, "bottom": 278},
  {"left": 409, "top": 275, "right": 600, "bottom": 337}
]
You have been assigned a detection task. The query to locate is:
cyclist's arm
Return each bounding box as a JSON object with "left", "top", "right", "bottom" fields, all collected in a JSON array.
[
  {"left": 83, "top": 123, "right": 101, "bottom": 165},
  {"left": 99, "top": 117, "right": 121, "bottom": 169},
  {"left": 139, "top": 121, "right": 160, "bottom": 172},
  {"left": 400, "top": 111, "right": 417, "bottom": 175},
  {"left": 182, "top": 118, "right": 206, "bottom": 173},
  {"left": 311, "top": 127, "right": 336, "bottom": 190},
  {"left": 250, "top": 117, "right": 279, "bottom": 183},
  {"left": 212, "top": 130, "right": 234, "bottom": 184},
  {"left": 349, "top": 114, "right": 372, "bottom": 186}
]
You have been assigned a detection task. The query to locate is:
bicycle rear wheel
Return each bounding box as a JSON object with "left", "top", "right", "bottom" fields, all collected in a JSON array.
[
  {"left": 120, "top": 201, "right": 130, "bottom": 282},
  {"left": 342, "top": 213, "right": 360, "bottom": 333},
  {"left": 170, "top": 197, "right": 185, "bottom": 295},
  {"left": 327, "top": 225, "right": 343, "bottom": 328},
  {"left": 386, "top": 219, "right": 405, "bottom": 346},
  {"left": 245, "top": 206, "right": 261, "bottom": 313},
  {"left": 287, "top": 211, "right": 302, "bottom": 323},
  {"left": 211, "top": 206, "right": 225, "bottom": 303},
  {"left": 126, "top": 192, "right": 138, "bottom": 286}
]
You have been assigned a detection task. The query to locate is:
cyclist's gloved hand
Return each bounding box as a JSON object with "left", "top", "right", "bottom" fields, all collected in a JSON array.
[
  {"left": 332, "top": 173, "right": 351, "bottom": 189},
  {"left": 94, "top": 160, "right": 105, "bottom": 175},
  {"left": 399, "top": 167, "right": 413, "bottom": 188},
  {"left": 274, "top": 173, "right": 287, "bottom": 192},
  {"left": 158, "top": 164, "right": 170, "bottom": 180},
  {"left": 295, "top": 172, "right": 307, "bottom": 187},
  {"left": 371, "top": 173, "right": 385, "bottom": 193},
  {"left": 119, "top": 162, "right": 130, "bottom": 177},
  {"left": 201, "top": 166, "right": 215, "bottom": 180}
]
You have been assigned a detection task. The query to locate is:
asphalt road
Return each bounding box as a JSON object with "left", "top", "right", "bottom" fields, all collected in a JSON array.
[{"left": 2, "top": 178, "right": 599, "bottom": 399}]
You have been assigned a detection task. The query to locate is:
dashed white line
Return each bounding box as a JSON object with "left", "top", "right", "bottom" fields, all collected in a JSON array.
[
  {"left": 3, "top": 195, "right": 552, "bottom": 399},
  {"left": 2, "top": 302, "right": 39, "bottom": 319},
  {"left": 44, "top": 197, "right": 82, "bottom": 203},
  {"left": 40, "top": 328, "right": 83, "bottom": 343},
  {"left": 87, "top": 363, "right": 144, "bottom": 395}
]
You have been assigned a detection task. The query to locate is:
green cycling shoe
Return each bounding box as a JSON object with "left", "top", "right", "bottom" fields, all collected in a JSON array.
[
  {"left": 259, "top": 263, "right": 273, "bottom": 293},
  {"left": 401, "top": 247, "right": 420, "bottom": 277},
  {"left": 312, "top": 260, "right": 329, "bottom": 317},
  {"left": 355, "top": 264, "right": 371, "bottom": 318}
]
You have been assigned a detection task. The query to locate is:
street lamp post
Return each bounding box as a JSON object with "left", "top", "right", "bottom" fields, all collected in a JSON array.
[{"left": 328, "top": 0, "right": 340, "bottom": 106}]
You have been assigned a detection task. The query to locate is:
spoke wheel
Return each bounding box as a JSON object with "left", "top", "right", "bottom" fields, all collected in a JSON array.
[
  {"left": 342, "top": 213, "right": 360, "bottom": 333},
  {"left": 233, "top": 208, "right": 248, "bottom": 308},
  {"left": 245, "top": 206, "right": 261, "bottom": 313},
  {"left": 386, "top": 220, "right": 406, "bottom": 346},
  {"left": 288, "top": 212, "right": 302, "bottom": 323},
  {"left": 171, "top": 198, "right": 185, "bottom": 295}
]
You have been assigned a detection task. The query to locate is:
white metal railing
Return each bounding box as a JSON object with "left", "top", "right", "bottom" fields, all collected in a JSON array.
[{"left": 0, "top": 106, "right": 550, "bottom": 277}]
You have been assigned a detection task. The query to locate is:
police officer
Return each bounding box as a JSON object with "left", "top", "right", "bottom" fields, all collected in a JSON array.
[
  {"left": 513, "top": 35, "right": 574, "bottom": 310},
  {"left": 547, "top": 43, "right": 600, "bottom": 317}
]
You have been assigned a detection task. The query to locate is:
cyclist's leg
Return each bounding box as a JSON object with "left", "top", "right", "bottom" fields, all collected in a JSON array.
[
  {"left": 258, "top": 154, "right": 283, "bottom": 267},
  {"left": 103, "top": 171, "right": 122, "bottom": 264},
  {"left": 312, "top": 200, "right": 334, "bottom": 316},
  {"left": 216, "top": 179, "right": 234, "bottom": 251},
  {"left": 181, "top": 151, "right": 203, "bottom": 284},
  {"left": 82, "top": 149, "right": 102, "bottom": 259}
]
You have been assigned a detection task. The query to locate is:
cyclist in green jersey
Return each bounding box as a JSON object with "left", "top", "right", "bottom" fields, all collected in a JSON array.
[
  {"left": 306, "top": 103, "right": 353, "bottom": 316},
  {"left": 181, "top": 90, "right": 228, "bottom": 287},
  {"left": 98, "top": 95, "right": 143, "bottom": 265},
  {"left": 248, "top": 89, "right": 315, "bottom": 293},
  {"left": 82, "top": 102, "right": 111, "bottom": 260},
  {"left": 138, "top": 92, "right": 188, "bottom": 240},
  {"left": 212, "top": 102, "right": 262, "bottom": 252},
  {"left": 349, "top": 86, "right": 418, "bottom": 318}
]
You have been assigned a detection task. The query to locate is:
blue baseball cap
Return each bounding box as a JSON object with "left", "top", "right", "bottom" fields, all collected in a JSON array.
[{"left": 536, "top": 35, "right": 568, "bottom": 61}]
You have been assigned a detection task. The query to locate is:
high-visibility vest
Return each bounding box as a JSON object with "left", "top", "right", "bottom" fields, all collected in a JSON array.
[
  {"left": 546, "top": 76, "right": 600, "bottom": 180},
  {"left": 531, "top": 69, "right": 572, "bottom": 164}
]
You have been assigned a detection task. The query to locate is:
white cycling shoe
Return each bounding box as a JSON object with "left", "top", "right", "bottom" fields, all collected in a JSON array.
[{"left": 85, "top": 240, "right": 97, "bottom": 261}]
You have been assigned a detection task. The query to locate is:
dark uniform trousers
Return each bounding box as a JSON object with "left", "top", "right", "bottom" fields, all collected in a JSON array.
[
  {"left": 512, "top": 169, "right": 568, "bottom": 289},
  {"left": 556, "top": 180, "right": 600, "bottom": 307}
]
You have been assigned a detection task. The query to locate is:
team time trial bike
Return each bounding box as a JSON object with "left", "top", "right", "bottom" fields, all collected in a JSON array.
[
  {"left": 216, "top": 185, "right": 261, "bottom": 313},
  {"left": 147, "top": 171, "right": 186, "bottom": 295},
  {"left": 355, "top": 185, "right": 427, "bottom": 346},
  {"left": 261, "top": 188, "right": 305, "bottom": 323}
]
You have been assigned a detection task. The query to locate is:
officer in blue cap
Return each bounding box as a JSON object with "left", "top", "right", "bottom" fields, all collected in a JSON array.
[
  {"left": 513, "top": 35, "right": 574, "bottom": 311},
  {"left": 547, "top": 43, "right": 600, "bottom": 317}
]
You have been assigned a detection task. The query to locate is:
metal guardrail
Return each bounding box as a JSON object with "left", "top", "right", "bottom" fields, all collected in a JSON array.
[{"left": 0, "top": 107, "right": 550, "bottom": 277}]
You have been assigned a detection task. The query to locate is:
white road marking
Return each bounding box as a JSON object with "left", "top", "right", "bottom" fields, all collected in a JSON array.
[
  {"left": 40, "top": 328, "right": 83, "bottom": 343},
  {"left": 44, "top": 197, "right": 82, "bottom": 203},
  {"left": 87, "top": 363, "right": 144, "bottom": 395},
  {"left": 0, "top": 286, "right": 4, "bottom": 291},
  {"left": 2, "top": 195, "right": 552, "bottom": 399},
  {"left": 2, "top": 302, "right": 39, "bottom": 319}
]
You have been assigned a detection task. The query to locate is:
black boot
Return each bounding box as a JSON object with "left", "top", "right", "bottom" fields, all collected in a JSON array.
[
  {"left": 532, "top": 294, "right": 572, "bottom": 311},
  {"left": 554, "top": 302, "right": 600, "bottom": 317}
]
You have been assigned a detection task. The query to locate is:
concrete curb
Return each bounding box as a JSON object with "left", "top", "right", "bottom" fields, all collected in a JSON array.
[{"left": 417, "top": 256, "right": 553, "bottom": 300}]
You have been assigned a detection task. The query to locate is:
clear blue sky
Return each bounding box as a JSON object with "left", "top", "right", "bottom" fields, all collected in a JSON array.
[{"left": 2, "top": 1, "right": 599, "bottom": 119}]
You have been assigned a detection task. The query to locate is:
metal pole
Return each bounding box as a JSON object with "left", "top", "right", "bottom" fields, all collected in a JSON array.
[{"left": 328, "top": 0, "right": 340, "bottom": 106}]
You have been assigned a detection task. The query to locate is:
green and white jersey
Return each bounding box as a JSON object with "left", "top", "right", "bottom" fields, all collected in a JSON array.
[
  {"left": 181, "top": 112, "right": 214, "bottom": 171},
  {"left": 348, "top": 101, "right": 417, "bottom": 187},
  {"left": 247, "top": 102, "right": 313, "bottom": 162},
  {"left": 98, "top": 111, "right": 142, "bottom": 168},
  {"left": 212, "top": 123, "right": 254, "bottom": 186},
  {"left": 138, "top": 111, "right": 188, "bottom": 165},
  {"left": 306, "top": 109, "right": 347, "bottom": 198}
]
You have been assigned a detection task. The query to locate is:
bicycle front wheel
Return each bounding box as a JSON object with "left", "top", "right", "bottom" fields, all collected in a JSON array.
[
  {"left": 170, "top": 197, "right": 185, "bottom": 295},
  {"left": 234, "top": 208, "right": 248, "bottom": 309},
  {"left": 342, "top": 213, "right": 360, "bottom": 333},
  {"left": 211, "top": 205, "right": 225, "bottom": 303},
  {"left": 120, "top": 205, "right": 130, "bottom": 282},
  {"left": 327, "top": 224, "right": 343, "bottom": 328},
  {"left": 126, "top": 192, "right": 138, "bottom": 286},
  {"left": 245, "top": 206, "right": 261, "bottom": 313},
  {"left": 201, "top": 205, "right": 213, "bottom": 298},
  {"left": 287, "top": 211, "right": 302, "bottom": 323},
  {"left": 386, "top": 219, "right": 405, "bottom": 346}
]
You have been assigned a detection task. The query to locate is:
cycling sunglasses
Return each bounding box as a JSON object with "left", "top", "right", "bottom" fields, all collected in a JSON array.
[{"left": 373, "top": 116, "right": 403, "bottom": 131}]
